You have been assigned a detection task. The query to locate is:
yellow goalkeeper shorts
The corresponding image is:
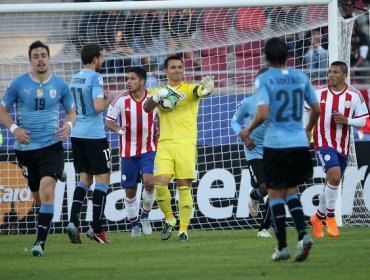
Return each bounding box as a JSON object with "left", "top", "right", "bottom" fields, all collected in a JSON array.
[{"left": 154, "top": 142, "right": 197, "bottom": 180}]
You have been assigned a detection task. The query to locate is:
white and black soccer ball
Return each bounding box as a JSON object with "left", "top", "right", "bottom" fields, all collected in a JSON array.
[{"left": 157, "top": 87, "right": 181, "bottom": 111}]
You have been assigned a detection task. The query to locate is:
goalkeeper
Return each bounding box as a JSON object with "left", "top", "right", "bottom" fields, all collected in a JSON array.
[{"left": 143, "top": 55, "right": 214, "bottom": 241}]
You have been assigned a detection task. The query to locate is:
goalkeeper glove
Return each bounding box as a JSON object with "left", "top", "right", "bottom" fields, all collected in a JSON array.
[
  {"left": 153, "top": 88, "right": 170, "bottom": 103},
  {"left": 200, "top": 75, "right": 215, "bottom": 97}
]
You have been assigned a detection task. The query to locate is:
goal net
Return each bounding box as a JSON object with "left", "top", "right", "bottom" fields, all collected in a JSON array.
[{"left": 0, "top": 1, "right": 368, "bottom": 235}]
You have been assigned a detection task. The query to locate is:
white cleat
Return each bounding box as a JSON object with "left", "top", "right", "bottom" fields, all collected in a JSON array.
[
  {"left": 131, "top": 226, "right": 141, "bottom": 237},
  {"left": 140, "top": 219, "right": 153, "bottom": 236},
  {"left": 257, "top": 229, "right": 272, "bottom": 238}
]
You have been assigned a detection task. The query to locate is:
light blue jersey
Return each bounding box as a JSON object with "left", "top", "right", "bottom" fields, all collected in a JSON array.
[
  {"left": 1, "top": 73, "right": 74, "bottom": 151},
  {"left": 70, "top": 69, "right": 106, "bottom": 139},
  {"left": 255, "top": 67, "right": 318, "bottom": 148},
  {"left": 231, "top": 94, "right": 264, "bottom": 160}
]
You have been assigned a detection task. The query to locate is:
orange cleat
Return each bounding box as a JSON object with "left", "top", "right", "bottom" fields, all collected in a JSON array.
[
  {"left": 326, "top": 216, "right": 340, "bottom": 237},
  {"left": 310, "top": 214, "right": 324, "bottom": 238}
]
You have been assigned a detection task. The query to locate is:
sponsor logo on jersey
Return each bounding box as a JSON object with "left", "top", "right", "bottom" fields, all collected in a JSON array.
[
  {"left": 36, "top": 88, "right": 43, "bottom": 98},
  {"left": 0, "top": 162, "right": 33, "bottom": 226}
]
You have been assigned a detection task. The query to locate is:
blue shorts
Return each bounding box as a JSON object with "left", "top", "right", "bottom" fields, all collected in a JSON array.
[
  {"left": 315, "top": 147, "right": 348, "bottom": 175},
  {"left": 120, "top": 152, "right": 156, "bottom": 188}
]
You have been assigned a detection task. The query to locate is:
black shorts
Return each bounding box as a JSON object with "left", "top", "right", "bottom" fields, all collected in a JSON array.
[
  {"left": 247, "top": 159, "right": 265, "bottom": 188},
  {"left": 15, "top": 142, "right": 64, "bottom": 192},
  {"left": 263, "top": 147, "right": 313, "bottom": 190},
  {"left": 71, "top": 137, "right": 111, "bottom": 175}
]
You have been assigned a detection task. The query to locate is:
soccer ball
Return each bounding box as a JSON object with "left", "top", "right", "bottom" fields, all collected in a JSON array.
[{"left": 157, "top": 87, "right": 181, "bottom": 111}]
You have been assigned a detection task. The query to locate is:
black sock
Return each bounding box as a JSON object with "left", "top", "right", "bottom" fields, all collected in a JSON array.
[
  {"left": 36, "top": 204, "right": 54, "bottom": 249},
  {"left": 270, "top": 199, "right": 287, "bottom": 250},
  {"left": 92, "top": 184, "right": 108, "bottom": 233},
  {"left": 286, "top": 194, "right": 307, "bottom": 240},
  {"left": 250, "top": 188, "right": 262, "bottom": 200},
  {"left": 259, "top": 199, "right": 271, "bottom": 231},
  {"left": 70, "top": 183, "right": 88, "bottom": 227}
]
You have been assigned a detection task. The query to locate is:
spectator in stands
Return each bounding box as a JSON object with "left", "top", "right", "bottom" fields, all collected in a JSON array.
[
  {"left": 348, "top": 17, "right": 370, "bottom": 81},
  {"left": 125, "top": 10, "right": 166, "bottom": 72},
  {"left": 165, "top": 9, "right": 200, "bottom": 69},
  {"left": 101, "top": 27, "right": 135, "bottom": 75},
  {"left": 304, "top": 28, "right": 329, "bottom": 79}
]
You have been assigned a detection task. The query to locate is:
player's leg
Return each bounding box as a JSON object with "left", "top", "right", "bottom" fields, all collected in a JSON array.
[
  {"left": 284, "top": 148, "right": 314, "bottom": 262},
  {"left": 174, "top": 143, "right": 197, "bottom": 241},
  {"left": 139, "top": 152, "right": 155, "bottom": 235},
  {"left": 68, "top": 138, "right": 91, "bottom": 243},
  {"left": 154, "top": 144, "right": 176, "bottom": 240},
  {"left": 264, "top": 148, "right": 290, "bottom": 261},
  {"left": 32, "top": 142, "right": 64, "bottom": 256},
  {"left": 86, "top": 138, "right": 111, "bottom": 244},
  {"left": 257, "top": 197, "right": 272, "bottom": 238},
  {"left": 247, "top": 159, "right": 262, "bottom": 218}
]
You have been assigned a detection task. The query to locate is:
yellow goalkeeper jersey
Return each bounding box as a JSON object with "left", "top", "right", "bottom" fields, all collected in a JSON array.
[{"left": 151, "top": 81, "right": 203, "bottom": 145}]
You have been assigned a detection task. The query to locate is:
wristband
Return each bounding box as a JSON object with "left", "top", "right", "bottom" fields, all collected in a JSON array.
[
  {"left": 67, "top": 121, "right": 73, "bottom": 130},
  {"left": 117, "top": 129, "right": 124, "bottom": 135},
  {"left": 9, "top": 124, "right": 18, "bottom": 134}
]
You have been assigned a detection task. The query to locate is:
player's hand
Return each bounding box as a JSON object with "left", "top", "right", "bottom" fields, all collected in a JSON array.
[
  {"left": 153, "top": 88, "right": 170, "bottom": 103},
  {"left": 332, "top": 111, "right": 347, "bottom": 125},
  {"left": 56, "top": 120, "right": 72, "bottom": 140},
  {"left": 242, "top": 136, "right": 256, "bottom": 150},
  {"left": 13, "top": 127, "right": 30, "bottom": 144},
  {"left": 200, "top": 75, "right": 215, "bottom": 96},
  {"left": 116, "top": 125, "right": 127, "bottom": 135}
]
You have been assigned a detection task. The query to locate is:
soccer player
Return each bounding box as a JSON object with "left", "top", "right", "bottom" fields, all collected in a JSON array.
[
  {"left": 310, "top": 61, "right": 369, "bottom": 238},
  {"left": 239, "top": 37, "right": 321, "bottom": 262},
  {"left": 0, "top": 40, "right": 76, "bottom": 256},
  {"left": 143, "top": 55, "right": 214, "bottom": 241},
  {"left": 105, "top": 66, "right": 157, "bottom": 237},
  {"left": 66, "top": 43, "right": 112, "bottom": 244},
  {"left": 231, "top": 67, "right": 272, "bottom": 238}
]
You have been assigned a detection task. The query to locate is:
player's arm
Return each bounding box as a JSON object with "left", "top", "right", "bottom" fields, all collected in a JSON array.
[
  {"left": 230, "top": 99, "right": 249, "bottom": 135},
  {"left": 192, "top": 75, "right": 215, "bottom": 98},
  {"left": 332, "top": 94, "right": 368, "bottom": 127},
  {"left": 0, "top": 84, "right": 30, "bottom": 144},
  {"left": 56, "top": 107, "right": 77, "bottom": 140},
  {"left": 305, "top": 103, "right": 320, "bottom": 140},
  {"left": 143, "top": 87, "right": 176, "bottom": 113},
  {"left": 94, "top": 91, "right": 112, "bottom": 113}
]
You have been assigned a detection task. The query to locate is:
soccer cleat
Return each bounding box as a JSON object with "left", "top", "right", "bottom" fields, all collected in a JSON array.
[
  {"left": 257, "top": 229, "right": 272, "bottom": 238},
  {"left": 177, "top": 231, "right": 188, "bottom": 241},
  {"left": 66, "top": 222, "right": 82, "bottom": 244},
  {"left": 161, "top": 219, "right": 176, "bottom": 241},
  {"left": 271, "top": 247, "right": 290, "bottom": 261},
  {"left": 295, "top": 234, "right": 313, "bottom": 262},
  {"left": 326, "top": 216, "right": 340, "bottom": 237},
  {"left": 140, "top": 218, "right": 153, "bottom": 236},
  {"left": 31, "top": 242, "right": 44, "bottom": 257},
  {"left": 310, "top": 214, "right": 324, "bottom": 238},
  {"left": 86, "top": 227, "right": 110, "bottom": 244},
  {"left": 248, "top": 196, "right": 259, "bottom": 217},
  {"left": 131, "top": 226, "right": 141, "bottom": 237}
]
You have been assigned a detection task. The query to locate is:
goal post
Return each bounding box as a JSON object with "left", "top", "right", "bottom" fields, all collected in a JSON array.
[{"left": 1, "top": 0, "right": 368, "bottom": 235}]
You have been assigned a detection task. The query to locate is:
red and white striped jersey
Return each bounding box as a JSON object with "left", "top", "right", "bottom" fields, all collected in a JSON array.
[
  {"left": 106, "top": 90, "right": 158, "bottom": 158},
  {"left": 313, "top": 84, "right": 369, "bottom": 155}
]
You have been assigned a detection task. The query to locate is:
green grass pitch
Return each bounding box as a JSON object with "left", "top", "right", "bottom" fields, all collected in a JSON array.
[{"left": 0, "top": 227, "right": 369, "bottom": 280}]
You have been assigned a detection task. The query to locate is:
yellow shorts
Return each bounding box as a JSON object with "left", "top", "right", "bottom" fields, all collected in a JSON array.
[{"left": 154, "top": 142, "right": 197, "bottom": 180}]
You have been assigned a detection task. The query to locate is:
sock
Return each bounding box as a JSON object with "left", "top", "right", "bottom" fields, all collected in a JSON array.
[
  {"left": 250, "top": 188, "right": 263, "bottom": 200},
  {"left": 317, "top": 187, "right": 327, "bottom": 218},
  {"left": 141, "top": 188, "right": 154, "bottom": 214},
  {"left": 269, "top": 198, "right": 287, "bottom": 250},
  {"left": 285, "top": 193, "right": 307, "bottom": 240},
  {"left": 259, "top": 198, "right": 271, "bottom": 231},
  {"left": 36, "top": 204, "right": 54, "bottom": 249},
  {"left": 92, "top": 183, "right": 108, "bottom": 233},
  {"left": 155, "top": 184, "right": 174, "bottom": 222},
  {"left": 70, "top": 182, "right": 88, "bottom": 227},
  {"left": 124, "top": 195, "right": 139, "bottom": 227},
  {"left": 325, "top": 182, "right": 339, "bottom": 217},
  {"left": 178, "top": 186, "right": 193, "bottom": 233}
]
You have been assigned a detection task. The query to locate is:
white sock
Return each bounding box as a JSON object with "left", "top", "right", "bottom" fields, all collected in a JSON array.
[
  {"left": 124, "top": 196, "right": 138, "bottom": 222},
  {"left": 317, "top": 187, "right": 327, "bottom": 216},
  {"left": 325, "top": 182, "right": 339, "bottom": 216},
  {"left": 142, "top": 188, "right": 154, "bottom": 212}
]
